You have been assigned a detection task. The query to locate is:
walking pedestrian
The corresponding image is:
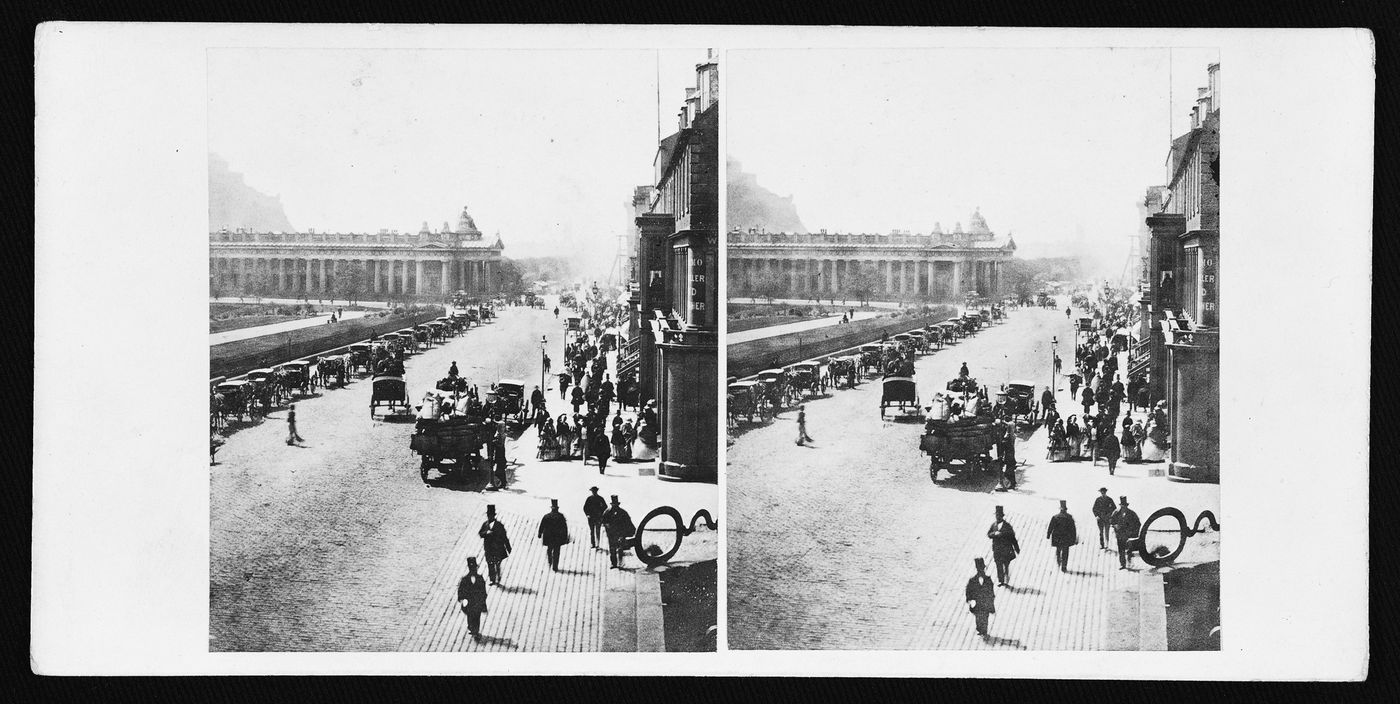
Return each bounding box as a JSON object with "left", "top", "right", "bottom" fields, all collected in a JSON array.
[
  {"left": 558, "top": 371, "right": 571, "bottom": 400},
  {"left": 1046, "top": 500, "right": 1079, "bottom": 572},
  {"left": 538, "top": 499, "right": 569, "bottom": 571},
  {"left": 997, "top": 421, "right": 1017, "bottom": 490},
  {"left": 795, "top": 404, "right": 814, "bottom": 446},
  {"left": 583, "top": 486, "right": 607, "bottom": 549},
  {"left": 601, "top": 495, "right": 635, "bottom": 569},
  {"left": 1080, "top": 385, "right": 1094, "bottom": 419},
  {"left": 478, "top": 505, "right": 513, "bottom": 585},
  {"left": 1100, "top": 429, "right": 1121, "bottom": 475},
  {"left": 591, "top": 427, "right": 611, "bottom": 474},
  {"left": 286, "top": 404, "right": 304, "bottom": 445},
  {"left": 986, "top": 506, "right": 1021, "bottom": 587},
  {"left": 966, "top": 557, "right": 996, "bottom": 639},
  {"left": 1110, "top": 496, "right": 1142, "bottom": 570},
  {"left": 1092, "top": 487, "right": 1116, "bottom": 549},
  {"left": 457, "top": 557, "right": 488, "bottom": 642}
]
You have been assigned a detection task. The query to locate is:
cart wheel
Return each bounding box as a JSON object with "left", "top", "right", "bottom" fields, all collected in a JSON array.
[{"left": 928, "top": 457, "right": 939, "bottom": 481}]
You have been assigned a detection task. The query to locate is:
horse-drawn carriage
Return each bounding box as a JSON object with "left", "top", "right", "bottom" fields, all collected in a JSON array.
[
  {"left": 410, "top": 414, "right": 485, "bottom": 480},
  {"left": 369, "top": 372, "right": 410, "bottom": 418},
  {"left": 827, "top": 355, "right": 861, "bottom": 389},
  {"left": 920, "top": 417, "right": 1001, "bottom": 480},
  {"left": 859, "top": 344, "right": 884, "bottom": 375},
  {"left": 754, "top": 369, "right": 792, "bottom": 411},
  {"left": 425, "top": 321, "right": 448, "bottom": 343},
  {"left": 906, "top": 330, "right": 928, "bottom": 354},
  {"left": 785, "top": 361, "right": 823, "bottom": 399},
  {"left": 727, "top": 380, "right": 767, "bottom": 425},
  {"left": 490, "top": 379, "right": 527, "bottom": 424},
  {"left": 1002, "top": 380, "right": 1039, "bottom": 424},
  {"left": 880, "top": 373, "right": 920, "bottom": 419},
  {"left": 245, "top": 368, "right": 280, "bottom": 410},
  {"left": 275, "top": 361, "right": 314, "bottom": 396},
  {"left": 348, "top": 343, "right": 374, "bottom": 375},
  {"left": 212, "top": 379, "right": 252, "bottom": 425},
  {"left": 412, "top": 325, "right": 433, "bottom": 350}
]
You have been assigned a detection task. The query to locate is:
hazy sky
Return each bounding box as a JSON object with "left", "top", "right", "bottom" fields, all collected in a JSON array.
[
  {"left": 726, "top": 47, "right": 1219, "bottom": 277},
  {"left": 209, "top": 48, "right": 709, "bottom": 275}
]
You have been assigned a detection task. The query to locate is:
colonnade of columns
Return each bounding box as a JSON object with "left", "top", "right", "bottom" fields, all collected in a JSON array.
[
  {"left": 210, "top": 255, "right": 499, "bottom": 298},
  {"left": 729, "top": 256, "right": 1003, "bottom": 300}
]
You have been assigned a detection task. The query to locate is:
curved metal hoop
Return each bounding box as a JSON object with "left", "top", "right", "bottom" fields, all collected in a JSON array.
[
  {"left": 631, "top": 506, "right": 718, "bottom": 567},
  {"left": 1138, "top": 507, "right": 1221, "bottom": 567}
]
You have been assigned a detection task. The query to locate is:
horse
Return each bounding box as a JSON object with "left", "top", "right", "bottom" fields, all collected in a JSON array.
[{"left": 210, "top": 392, "right": 226, "bottom": 431}]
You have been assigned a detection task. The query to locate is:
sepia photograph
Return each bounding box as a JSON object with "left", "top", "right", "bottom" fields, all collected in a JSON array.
[
  {"left": 726, "top": 47, "right": 1222, "bottom": 651},
  {"left": 206, "top": 47, "right": 719, "bottom": 652}
]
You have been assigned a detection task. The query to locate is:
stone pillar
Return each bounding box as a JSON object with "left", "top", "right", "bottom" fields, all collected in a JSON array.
[{"left": 951, "top": 259, "right": 962, "bottom": 296}]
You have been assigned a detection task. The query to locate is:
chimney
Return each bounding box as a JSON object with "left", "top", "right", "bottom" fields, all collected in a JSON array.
[
  {"left": 678, "top": 107, "right": 688, "bottom": 131},
  {"left": 1207, "top": 62, "right": 1220, "bottom": 113},
  {"left": 696, "top": 55, "right": 719, "bottom": 112},
  {"left": 686, "top": 87, "right": 701, "bottom": 126}
]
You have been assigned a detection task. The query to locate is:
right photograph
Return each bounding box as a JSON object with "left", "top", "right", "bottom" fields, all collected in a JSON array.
[{"left": 725, "top": 47, "right": 1221, "bottom": 651}]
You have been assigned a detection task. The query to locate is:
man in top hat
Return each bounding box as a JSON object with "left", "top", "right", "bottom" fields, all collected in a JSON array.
[
  {"left": 1110, "top": 496, "right": 1142, "bottom": 569},
  {"left": 538, "top": 499, "right": 569, "bottom": 571},
  {"left": 457, "top": 557, "right": 488, "bottom": 641},
  {"left": 986, "top": 506, "right": 1021, "bottom": 587},
  {"left": 449, "top": 361, "right": 459, "bottom": 378},
  {"left": 965, "top": 557, "right": 996, "bottom": 638},
  {"left": 601, "top": 495, "right": 635, "bottom": 569},
  {"left": 1046, "top": 500, "right": 1079, "bottom": 572},
  {"left": 959, "top": 361, "right": 970, "bottom": 379},
  {"left": 1092, "top": 487, "right": 1116, "bottom": 550},
  {"left": 583, "top": 486, "right": 607, "bottom": 549},
  {"left": 478, "top": 505, "right": 513, "bottom": 585}
]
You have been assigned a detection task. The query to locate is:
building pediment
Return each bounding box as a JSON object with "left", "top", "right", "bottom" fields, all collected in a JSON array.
[{"left": 415, "top": 241, "right": 453, "bottom": 250}]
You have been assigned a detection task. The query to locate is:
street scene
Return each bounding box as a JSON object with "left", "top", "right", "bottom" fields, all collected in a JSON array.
[
  {"left": 208, "top": 49, "right": 718, "bottom": 651},
  {"left": 725, "top": 48, "right": 1221, "bottom": 650}
]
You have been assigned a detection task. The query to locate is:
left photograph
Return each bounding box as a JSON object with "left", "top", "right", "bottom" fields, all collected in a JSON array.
[{"left": 208, "top": 48, "right": 719, "bottom": 652}]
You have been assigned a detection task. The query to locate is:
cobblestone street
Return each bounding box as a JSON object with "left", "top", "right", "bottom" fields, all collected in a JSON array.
[
  {"left": 210, "top": 303, "right": 717, "bottom": 652},
  {"left": 727, "top": 301, "right": 1219, "bottom": 650}
]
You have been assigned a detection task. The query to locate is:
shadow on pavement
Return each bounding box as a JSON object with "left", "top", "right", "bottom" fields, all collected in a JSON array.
[
  {"left": 986, "top": 635, "right": 1027, "bottom": 649},
  {"left": 931, "top": 470, "right": 1001, "bottom": 494},
  {"left": 495, "top": 584, "right": 537, "bottom": 595},
  {"left": 475, "top": 634, "right": 517, "bottom": 649},
  {"left": 554, "top": 568, "right": 591, "bottom": 576},
  {"left": 1004, "top": 585, "right": 1043, "bottom": 595},
  {"left": 424, "top": 471, "right": 492, "bottom": 493}
]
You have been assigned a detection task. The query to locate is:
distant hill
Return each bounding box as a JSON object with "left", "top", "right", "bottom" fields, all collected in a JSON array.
[
  {"left": 209, "top": 153, "right": 295, "bottom": 232},
  {"left": 727, "top": 157, "right": 807, "bottom": 234}
]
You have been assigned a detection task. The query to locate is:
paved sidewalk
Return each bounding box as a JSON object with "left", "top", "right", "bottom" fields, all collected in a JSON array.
[
  {"left": 210, "top": 310, "right": 373, "bottom": 345},
  {"left": 726, "top": 310, "right": 886, "bottom": 345},
  {"left": 397, "top": 505, "right": 625, "bottom": 652},
  {"left": 908, "top": 506, "right": 1141, "bottom": 650}
]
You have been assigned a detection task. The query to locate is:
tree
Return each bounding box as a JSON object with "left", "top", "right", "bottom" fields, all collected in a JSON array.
[
  {"left": 846, "top": 262, "right": 881, "bottom": 306},
  {"left": 497, "top": 258, "right": 527, "bottom": 300},
  {"left": 751, "top": 270, "right": 786, "bottom": 303},
  {"left": 332, "top": 262, "right": 369, "bottom": 304}
]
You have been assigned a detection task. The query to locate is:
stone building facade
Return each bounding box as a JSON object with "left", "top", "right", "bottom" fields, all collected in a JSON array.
[
  {"left": 622, "top": 55, "right": 719, "bottom": 483},
  {"left": 1134, "top": 62, "right": 1220, "bottom": 483},
  {"left": 209, "top": 207, "right": 504, "bottom": 301},
  {"left": 727, "top": 209, "right": 1015, "bottom": 303}
]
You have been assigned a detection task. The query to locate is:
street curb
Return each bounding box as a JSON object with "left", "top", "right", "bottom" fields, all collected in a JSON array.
[
  {"left": 1139, "top": 572, "right": 1168, "bottom": 650},
  {"left": 635, "top": 571, "right": 666, "bottom": 652}
]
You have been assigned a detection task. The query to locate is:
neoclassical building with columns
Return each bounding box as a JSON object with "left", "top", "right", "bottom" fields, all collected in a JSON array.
[
  {"left": 209, "top": 207, "right": 504, "bottom": 300},
  {"left": 728, "top": 209, "right": 1016, "bottom": 302}
]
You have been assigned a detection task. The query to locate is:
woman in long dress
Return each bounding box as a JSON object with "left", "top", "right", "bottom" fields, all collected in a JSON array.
[
  {"left": 1120, "top": 421, "right": 1141, "bottom": 463},
  {"left": 555, "top": 414, "right": 574, "bottom": 460},
  {"left": 611, "top": 422, "right": 630, "bottom": 463},
  {"left": 537, "top": 417, "right": 557, "bottom": 461},
  {"left": 1065, "top": 415, "right": 1083, "bottom": 459}
]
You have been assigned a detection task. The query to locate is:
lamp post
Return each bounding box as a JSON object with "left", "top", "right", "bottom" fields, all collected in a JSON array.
[
  {"left": 540, "top": 335, "right": 548, "bottom": 393},
  {"left": 1051, "top": 335, "right": 1059, "bottom": 393}
]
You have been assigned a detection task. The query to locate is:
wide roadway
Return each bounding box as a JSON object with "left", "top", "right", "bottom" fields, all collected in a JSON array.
[
  {"left": 725, "top": 302, "right": 1219, "bottom": 650},
  {"left": 210, "top": 298, "right": 721, "bottom": 652}
]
